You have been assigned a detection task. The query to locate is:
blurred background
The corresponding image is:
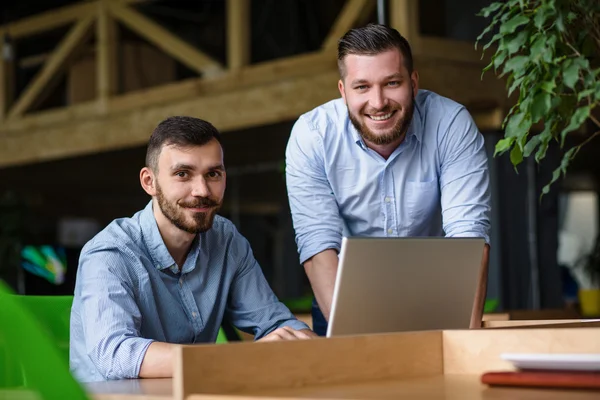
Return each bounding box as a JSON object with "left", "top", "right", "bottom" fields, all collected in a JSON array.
[{"left": 0, "top": 0, "right": 598, "bottom": 316}]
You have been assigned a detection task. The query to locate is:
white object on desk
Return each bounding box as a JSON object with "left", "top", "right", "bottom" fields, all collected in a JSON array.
[{"left": 502, "top": 353, "right": 600, "bottom": 371}]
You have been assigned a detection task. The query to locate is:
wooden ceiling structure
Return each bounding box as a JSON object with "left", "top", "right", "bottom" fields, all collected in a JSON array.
[{"left": 0, "top": 0, "right": 508, "bottom": 169}]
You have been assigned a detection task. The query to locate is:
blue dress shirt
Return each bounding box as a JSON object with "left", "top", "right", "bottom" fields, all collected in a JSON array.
[
  {"left": 286, "top": 90, "right": 491, "bottom": 264},
  {"left": 70, "top": 201, "right": 308, "bottom": 382}
]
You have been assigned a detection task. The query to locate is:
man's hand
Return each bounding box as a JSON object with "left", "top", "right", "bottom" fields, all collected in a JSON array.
[{"left": 257, "top": 327, "right": 317, "bottom": 342}]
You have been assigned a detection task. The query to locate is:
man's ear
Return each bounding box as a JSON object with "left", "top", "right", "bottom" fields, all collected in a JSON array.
[
  {"left": 140, "top": 167, "right": 157, "bottom": 196},
  {"left": 411, "top": 70, "right": 419, "bottom": 97},
  {"left": 338, "top": 79, "right": 347, "bottom": 104}
]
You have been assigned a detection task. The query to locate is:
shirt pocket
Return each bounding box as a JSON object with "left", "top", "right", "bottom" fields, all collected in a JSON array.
[{"left": 405, "top": 180, "right": 440, "bottom": 224}]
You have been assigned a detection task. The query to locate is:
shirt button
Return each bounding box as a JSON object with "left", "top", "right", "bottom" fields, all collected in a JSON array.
[
  {"left": 387, "top": 228, "right": 393, "bottom": 234},
  {"left": 179, "top": 279, "right": 183, "bottom": 287},
  {"left": 192, "top": 312, "right": 198, "bottom": 318},
  {"left": 384, "top": 196, "right": 391, "bottom": 203}
]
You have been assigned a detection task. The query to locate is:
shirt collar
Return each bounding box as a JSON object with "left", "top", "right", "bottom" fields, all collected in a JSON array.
[
  {"left": 348, "top": 99, "right": 423, "bottom": 148},
  {"left": 139, "top": 200, "right": 200, "bottom": 274}
]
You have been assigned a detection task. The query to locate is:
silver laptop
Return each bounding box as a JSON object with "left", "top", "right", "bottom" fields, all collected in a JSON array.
[{"left": 326, "top": 237, "right": 485, "bottom": 337}]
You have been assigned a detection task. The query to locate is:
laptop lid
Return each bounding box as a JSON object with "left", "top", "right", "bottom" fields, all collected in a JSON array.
[{"left": 326, "top": 237, "right": 485, "bottom": 337}]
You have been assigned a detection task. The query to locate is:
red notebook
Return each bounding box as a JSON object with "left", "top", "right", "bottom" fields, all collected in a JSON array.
[{"left": 481, "top": 370, "right": 600, "bottom": 390}]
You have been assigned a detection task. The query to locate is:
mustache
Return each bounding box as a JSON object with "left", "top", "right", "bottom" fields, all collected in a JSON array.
[
  {"left": 179, "top": 198, "right": 220, "bottom": 208},
  {"left": 363, "top": 105, "right": 399, "bottom": 115}
]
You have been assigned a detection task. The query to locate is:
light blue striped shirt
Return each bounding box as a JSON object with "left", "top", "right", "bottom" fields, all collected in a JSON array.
[
  {"left": 286, "top": 90, "right": 491, "bottom": 264},
  {"left": 70, "top": 201, "right": 308, "bottom": 382}
]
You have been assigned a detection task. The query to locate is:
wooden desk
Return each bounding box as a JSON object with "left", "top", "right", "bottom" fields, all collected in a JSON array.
[
  {"left": 246, "top": 375, "right": 599, "bottom": 400},
  {"left": 84, "top": 327, "right": 600, "bottom": 400},
  {"left": 87, "top": 378, "right": 172, "bottom": 400}
]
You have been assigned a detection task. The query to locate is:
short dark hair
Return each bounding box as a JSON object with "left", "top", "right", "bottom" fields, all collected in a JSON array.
[
  {"left": 145, "top": 116, "right": 222, "bottom": 171},
  {"left": 337, "top": 24, "right": 413, "bottom": 78}
]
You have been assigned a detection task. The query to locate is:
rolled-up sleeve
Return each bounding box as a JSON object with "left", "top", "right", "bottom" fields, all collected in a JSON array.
[
  {"left": 78, "top": 246, "right": 153, "bottom": 380},
  {"left": 285, "top": 116, "right": 345, "bottom": 264},
  {"left": 225, "top": 228, "right": 309, "bottom": 339},
  {"left": 438, "top": 108, "right": 491, "bottom": 243}
]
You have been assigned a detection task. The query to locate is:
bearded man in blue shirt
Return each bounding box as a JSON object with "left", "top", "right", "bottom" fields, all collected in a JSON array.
[
  {"left": 70, "top": 116, "right": 315, "bottom": 382},
  {"left": 285, "top": 24, "right": 491, "bottom": 336}
]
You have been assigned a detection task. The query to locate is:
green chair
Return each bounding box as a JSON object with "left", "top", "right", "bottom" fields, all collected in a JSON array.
[
  {"left": 15, "top": 295, "right": 73, "bottom": 363},
  {"left": 0, "top": 281, "right": 88, "bottom": 399},
  {"left": 216, "top": 327, "right": 228, "bottom": 344}
]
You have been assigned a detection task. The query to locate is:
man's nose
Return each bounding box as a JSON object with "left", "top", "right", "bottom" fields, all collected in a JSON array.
[
  {"left": 369, "top": 87, "right": 387, "bottom": 110},
  {"left": 191, "top": 178, "right": 210, "bottom": 197}
]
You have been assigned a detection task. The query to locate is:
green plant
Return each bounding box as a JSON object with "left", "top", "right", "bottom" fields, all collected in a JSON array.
[{"left": 476, "top": 0, "right": 600, "bottom": 194}]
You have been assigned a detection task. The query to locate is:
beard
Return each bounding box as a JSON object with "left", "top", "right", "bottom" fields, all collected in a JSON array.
[
  {"left": 348, "top": 93, "right": 415, "bottom": 147},
  {"left": 155, "top": 183, "right": 221, "bottom": 234}
]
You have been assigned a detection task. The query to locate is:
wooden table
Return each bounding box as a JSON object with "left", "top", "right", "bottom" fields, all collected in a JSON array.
[
  {"left": 247, "top": 375, "right": 600, "bottom": 400},
  {"left": 85, "top": 327, "right": 600, "bottom": 400},
  {"left": 87, "top": 378, "right": 172, "bottom": 400},
  {"left": 88, "top": 374, "right": 600, "bottom": 400}
]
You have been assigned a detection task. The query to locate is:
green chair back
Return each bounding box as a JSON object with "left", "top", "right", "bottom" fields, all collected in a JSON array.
[
  {"left": 15, "top": 295, "right": 73, "bottom": 362},
  {"left": 0, "top": 281, "right": 88, "bottom": 399}
]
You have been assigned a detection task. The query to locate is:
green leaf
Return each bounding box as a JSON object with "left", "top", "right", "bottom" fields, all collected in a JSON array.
[
  {"left": 534, "top": 8, "right": 546, "bottom": 30},
  {"left": 542, "top": 47, "right": 554, "bottom": 63},
  {"left": 500, "top": 14, "right": 530, "bottom": 35},
  {"left": 483, "top": 33, "right": 503, "bottom": 51},
  {"left": 562, "top": 59, "right": 581, "bottom": 89},
  {"left": 541, "top": 80, "right": 556, "bottom": 93},
  {"left": 506, "top": 112, "right": 532, "bottom": 138},
  {"left": 573, "top": 57, "right": 590, "bottom": 70},
  {"left": 510, "top": 143, "right": 524, "bottom": 168},
  {"left": 503, "top": 55, "right": 529, "bottom": 74},
  {"left": 523, "top": 135, "right": 541, "bottom": 157},
  {"left": 478, "top": 2, "right": 504, "bottom": 18},
  {"left": 555, "top": 13, "right": 565, "bottom": 32},
  {"left": 476, "top": 24, "right": 497, "bottom": 48},
  {"left": 577, "top": 89, "right": 595, "bottom": 101},
  {"left": 566, "top": 11, "right": 577, "bottom": 23},
  {"left": 508, "top": 75, "right": 525, "bottom": 96},
  {"left": 505, "top": 31, "right": 528, "bottom": 55},
  {"left": 530, "top": 91, "right": 552, "bottom": 123},
  {"left": 560, "top": 106, "right": 591, "bottom": 145},
  {"left": 535, "top": 138, "right": 550, "bottom": 163},
  {"left": 535, "top": 119, "right": 554, "bottom": 163},
  {"left": 530, "top": 36, "right": 546, "bottom": 61},
  {"left": 494, "top": 137, "right": 516, "bottom": 156},
  {"left": 542, "top": 167, "right": 562, "bottom": 195},
  {"left": 493, "top": 51, "right": 508, "bottom": 70}
]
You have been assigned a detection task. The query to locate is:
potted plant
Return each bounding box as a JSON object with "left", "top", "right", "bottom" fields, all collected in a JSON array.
[{"left": 476, "top": 0, "right": 600, "bottom": 193}]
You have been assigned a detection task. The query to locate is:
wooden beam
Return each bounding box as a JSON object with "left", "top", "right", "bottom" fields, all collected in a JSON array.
[
  {"left": 97, "top": 1, "right": 119, "bottom": 107},
  {"left": 389, "top": 0, "right": 419, "bottom": 46},
  {"left": 0, "top": 1, "right": 145, "bottom": 39},
  {"left": 8, "top": 16, "right": 95, "bottom": 119},
  {"left": 227, "top": 0, "right": 251, "bottom": 70},
  {"left": 0, "top": 3, "right": 94, "bottom": 39},
  {"left": 108, "top": 1, "right": 223, "bottom": 77},
  {"left": 0, "top": 42, "right": 6, "bottom": 121},
  {"left": 2, "top": 51, "right": 336, "bottom": 133},
  {"left": 0, "top": 69, "right": 340, "bottom": 168},
  {"left": 322, "top": 0, "right": 371, "bottom": 50}
]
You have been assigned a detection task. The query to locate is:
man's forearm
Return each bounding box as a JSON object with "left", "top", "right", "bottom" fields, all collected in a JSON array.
[
  {"left": 139, "top": 341, "right": 176, "bottom": 378},
  {"left": 304, "top": 249, "right": 339, "bottom": 321}
]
